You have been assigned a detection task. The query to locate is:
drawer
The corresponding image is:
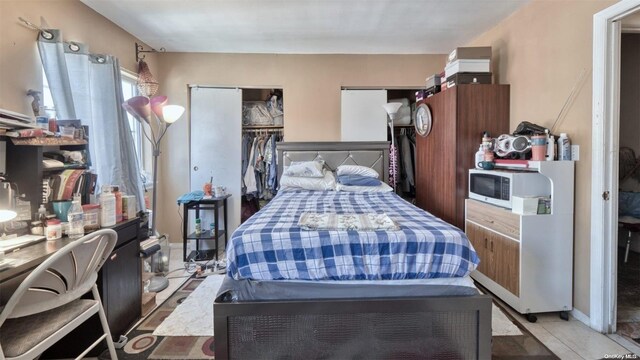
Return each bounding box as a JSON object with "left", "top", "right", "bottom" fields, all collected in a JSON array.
[{"left": 466, "top": 199, "right": 520, "bottom": 238}]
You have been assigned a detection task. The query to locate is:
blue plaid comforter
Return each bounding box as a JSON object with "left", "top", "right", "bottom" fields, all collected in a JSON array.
[{"left": 227, "top": 190, "right": 479, "bottom": 281}]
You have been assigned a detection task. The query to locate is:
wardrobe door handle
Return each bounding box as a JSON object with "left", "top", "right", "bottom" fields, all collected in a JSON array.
[
  {"left": 491, "top": 240, "right": 494, "bottom": 252},
  {"left": 484, "top": 238, "right": 488, "bottom": 249}
]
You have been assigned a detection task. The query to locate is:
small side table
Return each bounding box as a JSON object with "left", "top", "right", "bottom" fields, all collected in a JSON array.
[
  {"left": 619, "top": 216, "right": 640, "bottom": 263},
  {"left": 182, "top": 194, "right": 231, "bottom": 262}
]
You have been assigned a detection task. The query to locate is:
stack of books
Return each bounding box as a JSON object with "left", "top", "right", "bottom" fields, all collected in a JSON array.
[{"left": 140, "top": 237, "right": 161, "bottom": 257}]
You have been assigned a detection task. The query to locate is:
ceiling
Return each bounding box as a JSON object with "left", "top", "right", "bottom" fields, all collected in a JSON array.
[{"left": 81, "top": 0, "right": 529, "bottom": 54}]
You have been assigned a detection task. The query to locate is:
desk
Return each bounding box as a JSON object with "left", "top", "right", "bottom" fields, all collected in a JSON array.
[
  {"left": 182, "top": 194, "right": 230, "bottom": 262},
  {"left": 0, "top": 218, "right": 143, "bottom": 357}
]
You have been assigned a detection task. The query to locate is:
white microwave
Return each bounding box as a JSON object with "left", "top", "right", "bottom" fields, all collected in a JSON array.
[{"left": 468, "top": 169, "right": 550, "bottom": 209}]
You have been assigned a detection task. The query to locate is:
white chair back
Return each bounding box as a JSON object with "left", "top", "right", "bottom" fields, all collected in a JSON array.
[{"left": 0, "top": 229, "right": 117, "bottom": 323}]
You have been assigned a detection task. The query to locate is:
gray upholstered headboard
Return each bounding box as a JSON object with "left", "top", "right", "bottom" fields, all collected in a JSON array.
[{"left": 277, "top": 142, "right": 390, "bottom": 183}]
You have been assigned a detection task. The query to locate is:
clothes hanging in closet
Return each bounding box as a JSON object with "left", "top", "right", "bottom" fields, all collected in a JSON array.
[
  {"left": 391, "top": 128, "right": 416, "bottom": 195},
  {"left": 241, "top": 132, "right": 283, "bottom": 200}
]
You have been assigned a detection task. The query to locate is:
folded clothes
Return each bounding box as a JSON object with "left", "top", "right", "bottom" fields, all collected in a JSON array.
[
  {"left": 298, "top": 212, "right": 399, "bottom": 231},
  {"left": 337, "top": 174, "right": 381, "bottom": 187},
  {"left": 177, "top": 190, "right": 204, "bottom": 204}
]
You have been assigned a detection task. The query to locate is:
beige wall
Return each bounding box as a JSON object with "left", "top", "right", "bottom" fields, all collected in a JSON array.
[
  {"left": 466, "top": 0, "right": 616, "bottom": 315},
  {"left": 155, "top": 53, "right": 446, "bottom": 246},
  {"left": 0, "top": 0, "right": 157, "bottom": 117}
]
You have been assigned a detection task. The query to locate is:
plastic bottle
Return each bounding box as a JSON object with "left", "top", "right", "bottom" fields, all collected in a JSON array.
[
  {"left": 545, "top": 129, "right": 555, "bottom": 161},
  {"left": 195, "top": 218, "right": 202, "bottom": 235},
  {"left": 557, "top": 133, "right": 571, "bottom": 161},
  {"left": 100, "top": 186, "right": 116, "bottom": 227},
  {"left": 113, "top": 186, "right": 123, "bottom": 223},
  {"left": 475, "top": 145, "right": 485, "bottom": 169},
  {"left": 37, "top": 204, "right": 47, "bottom": 223},
  {"left": 67, "top": 196, "right": 84, "bottom": 239},
  {"left": 481, "top": 132, "right": 494, "bottom": 161}
]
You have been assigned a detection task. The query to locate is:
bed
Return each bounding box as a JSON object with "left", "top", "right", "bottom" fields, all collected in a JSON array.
[{"left": 214, "top": 141, "right": 491, "bottom": 359}]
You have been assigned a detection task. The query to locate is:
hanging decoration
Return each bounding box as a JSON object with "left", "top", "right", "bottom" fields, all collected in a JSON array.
[{"left": 136, "top": 59, "right": 159, "bottom": 97}]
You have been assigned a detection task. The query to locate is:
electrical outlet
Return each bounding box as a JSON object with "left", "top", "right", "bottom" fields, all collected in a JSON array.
[{"left": 571, "top": 145, "right": 580, "bottom": 161}]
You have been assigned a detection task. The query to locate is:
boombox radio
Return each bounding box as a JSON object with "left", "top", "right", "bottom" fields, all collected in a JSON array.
[{"left": 493, "top": 134, "right": 531, "bottom": 158}]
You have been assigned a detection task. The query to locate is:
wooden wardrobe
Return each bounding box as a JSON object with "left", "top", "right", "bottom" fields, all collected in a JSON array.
[{"left": 415, "top": 84, "right": 510, "bottom": 229}]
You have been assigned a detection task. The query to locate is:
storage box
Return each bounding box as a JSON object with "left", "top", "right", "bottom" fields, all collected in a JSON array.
[
  {"left": 444, "top": 59, "right": 491, "bottom": 79},
  {"left": 122, "top": 195, "right": 137, "bottom": 220},
  {"left": 512, "top": 196, "right": 540, "bottom": 215},
  {"left": 425, "top": 86, "right": 441, "bottom": 97},
  {"left": 425, "top": 74, "right": 442, "bottom": 89},
  {"left": 445, "top": 73, "right": 493, "bottom": 88},
  {"left": 447, "top": 46, "right": 492, "bottom": 64}
]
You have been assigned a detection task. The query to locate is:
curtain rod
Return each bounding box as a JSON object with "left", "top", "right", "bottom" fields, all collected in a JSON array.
[{"left": 18, "top": 17, "right": 53, "bottom": 39}]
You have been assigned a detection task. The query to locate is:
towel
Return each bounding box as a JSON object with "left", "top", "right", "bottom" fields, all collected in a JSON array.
[{"left": 298, "top": 212, "right": 400, "bottom": 231}]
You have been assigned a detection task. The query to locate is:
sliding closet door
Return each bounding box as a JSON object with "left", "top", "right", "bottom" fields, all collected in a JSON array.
[
  {"left": 341, "top": 89, "right": 388, "bottom": 141},
  {"left": 190, "top": 87, "right": 242, "bottom": 237}
]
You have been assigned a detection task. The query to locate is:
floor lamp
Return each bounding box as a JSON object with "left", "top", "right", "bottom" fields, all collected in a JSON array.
[
  {"left": 383, "top": 102, "right": 403, "bottom": 191},
  {"left": 124, "top": 96, "right": 184, "bottom": 292}
]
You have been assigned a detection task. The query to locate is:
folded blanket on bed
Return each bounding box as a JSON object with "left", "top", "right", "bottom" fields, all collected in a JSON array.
[{"left": 298, "top": 212, "right": 400, "bottom": 231}]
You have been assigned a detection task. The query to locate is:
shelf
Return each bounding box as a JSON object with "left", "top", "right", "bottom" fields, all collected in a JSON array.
[
  {"left": 10, "top": 137, "right": 87, "bottom": 146},
  {"left": 186, "top": 229, "right": 226, "bottom": 240},
  {"left": 186, "top": 249, "right": 218, "bottom": 262},
  {"left": 242, "top": 125, "right": 283, "bottom": 129},
  {"left": 42, "top": 165, "right": 88, "bottom": 172}
]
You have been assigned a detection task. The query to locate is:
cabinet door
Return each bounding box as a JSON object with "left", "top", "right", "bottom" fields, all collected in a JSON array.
[
  {"left": 340, "top": 90, "right": 388, "bottom": 141},
  {"left": 490, "top": 232, "right": 520, "bottom": 296},
  {"left": 465, "top": 221, "right": 492, "bottom": 277},
  {"left": 415, "top": 91, "right": 457, "bottom": 225},
  {"left": 101, "top": 239, "right": 142, "bottom": 337},
  {"left": 190, "top": 87, "right": 242, "bottom": 235}
]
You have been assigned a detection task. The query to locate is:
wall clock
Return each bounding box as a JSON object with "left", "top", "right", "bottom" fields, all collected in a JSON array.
[{"left": 415, "top": 103, "right": 432, "bottom": 137}]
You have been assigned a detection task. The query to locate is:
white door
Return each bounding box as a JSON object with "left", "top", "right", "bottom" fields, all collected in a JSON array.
[
  {"left": 190, "top": 87, "right": 242, "bottom": 242},
  {"left": 341, "top": 89, "right": 388, "bottom": 141}
]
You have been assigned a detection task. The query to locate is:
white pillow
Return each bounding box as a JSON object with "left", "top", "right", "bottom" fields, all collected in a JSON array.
[
  {"left": 280, "top": 170, "right": 336, "bottom": 191},
  {"left": 336, "top": 182, "right": 394, "bottom": 193},
  {"left": 336, "top": 165, "right": 379, "bottom": 179},
  {"left": 283, "top": 161, "right": 324, "bottom": 178}
]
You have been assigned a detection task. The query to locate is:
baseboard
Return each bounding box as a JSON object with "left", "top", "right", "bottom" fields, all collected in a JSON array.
[{"left": 571, "top": 307, "right": 590, "bottom": 326}]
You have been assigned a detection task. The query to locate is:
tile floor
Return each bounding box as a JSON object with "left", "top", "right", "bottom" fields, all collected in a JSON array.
[{"left": 152, "top": 244, "right": 639, "bottom": 359}]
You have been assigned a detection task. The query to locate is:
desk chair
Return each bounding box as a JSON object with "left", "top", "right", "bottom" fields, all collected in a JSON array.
[
  {"left": 619, "top": 216, "right": 640, "bottom": 263},
  {"left": 0, "top": 229, "right": 118, "bottom": 360}
]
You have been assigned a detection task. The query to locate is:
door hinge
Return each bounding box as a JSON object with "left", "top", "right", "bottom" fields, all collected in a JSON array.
[{"left": 602, "top": 191, "right": 610, "bottom": 201}]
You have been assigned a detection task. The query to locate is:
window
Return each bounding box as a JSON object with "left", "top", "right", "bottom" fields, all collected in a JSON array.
[
  {"left": 42, "top": 68, "right": 54, "bottom": 114},
  {"left": 42, "top": 68, "right": 150, "bottom": 184},
  {"left": 121, "top": 72, "right": 144, "bottom": 166}
]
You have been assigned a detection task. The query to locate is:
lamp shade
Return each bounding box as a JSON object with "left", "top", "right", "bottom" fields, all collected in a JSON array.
[
  {"left": 382, "top": 102, "right": 403, "bottom": 116},
  {"left": 150, "top": 95, "right": 168, "bottom": 122},
  {"left": 162, "top": 105, "right": 185, "bottom": 124},
  {"left": 0, "top": 182, "right": 16, "bottom": 222},
  {"left": 123, "top": 96, "right": 151, "bottom": 125}
]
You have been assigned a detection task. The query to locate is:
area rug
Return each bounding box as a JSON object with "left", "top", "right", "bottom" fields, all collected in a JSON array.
[
  {"left": 109, "top": 277, "right": 557, "bottom": 359},
  {"left": 617, "top": 249, "right": 640, "bottom": 345},
  {"left": 153, "top": 275, "right": 522, "bottom": 338}
]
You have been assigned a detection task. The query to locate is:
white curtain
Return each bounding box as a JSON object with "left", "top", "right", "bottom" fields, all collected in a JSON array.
[{"left": 38, "top": 30, "right": 145, "bottom": 212}]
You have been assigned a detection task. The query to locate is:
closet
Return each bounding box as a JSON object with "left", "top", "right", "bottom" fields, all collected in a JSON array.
[
  {"left": 415, "top": 84, "right": 510, "bottom": 229},
  {"left": 190, "top": 86, "right": 284, "bottom": 238},
  {"left": 340, "top": 88, "right": 420, "bottom": 201}
]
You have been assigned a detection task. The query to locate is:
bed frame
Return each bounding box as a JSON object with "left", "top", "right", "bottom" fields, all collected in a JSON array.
[{"left": 214, "top": 141, "right": 492, "bottom": 359}]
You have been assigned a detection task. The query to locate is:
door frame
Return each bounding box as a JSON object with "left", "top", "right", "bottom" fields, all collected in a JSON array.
[{"left": 591, "top": 0, "right": 640, "bottom": 334}]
